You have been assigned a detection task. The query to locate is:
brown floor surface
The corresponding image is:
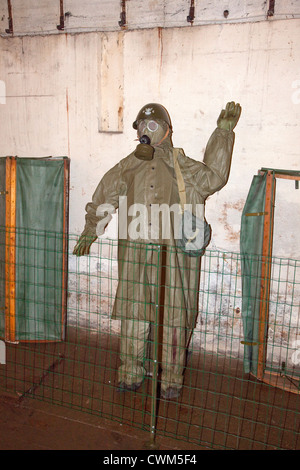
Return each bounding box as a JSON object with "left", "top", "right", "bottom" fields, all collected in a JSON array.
[
  {"left": 0, "top": 391, "right": 200, "bottom": 451},
  {"left": 0, "top": 328, "right": 299, "bottom": 451}
]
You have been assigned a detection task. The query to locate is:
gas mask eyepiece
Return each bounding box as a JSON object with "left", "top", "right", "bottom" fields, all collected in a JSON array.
[{"left": 137, "top": 120, "right": 159, "bottom": 135}]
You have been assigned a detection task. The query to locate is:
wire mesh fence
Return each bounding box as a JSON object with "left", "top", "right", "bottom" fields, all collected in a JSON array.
[{"left": 0, "top": 228, "right": 299, "bottom": 449}]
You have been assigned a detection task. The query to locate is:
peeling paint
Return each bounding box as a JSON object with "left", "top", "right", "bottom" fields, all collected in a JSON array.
[{"left": 98, "top": 31, "right": 124, "bottom": 133}]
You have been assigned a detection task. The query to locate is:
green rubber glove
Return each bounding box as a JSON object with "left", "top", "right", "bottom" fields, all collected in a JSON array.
[
  {"left": 73, "top": 234, "right": 97, "bottom": 256},
  {"left": 217, "top": 101, "right": 241, "bottom": 131}
]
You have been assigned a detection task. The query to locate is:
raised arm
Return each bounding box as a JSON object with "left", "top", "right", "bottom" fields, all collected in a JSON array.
[{"left": 197, "top": 102, "right": 241, "bottom": 200}]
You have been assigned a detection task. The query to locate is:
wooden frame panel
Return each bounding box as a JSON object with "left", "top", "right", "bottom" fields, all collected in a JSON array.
[
  {"left": 2, "top": 156, "right": 70, "bottom": 343},
  {"left": 5, "top": 157, "right": 16, "bottom": 343},
  {"left": 256, "top": 168, "right": 300, "bottom": 393},
  {"left": 257, "top": 171, "right": 275, "bottom": 380}
]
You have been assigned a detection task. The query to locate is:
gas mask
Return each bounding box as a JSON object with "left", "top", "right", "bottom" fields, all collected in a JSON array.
[{"left": 134, "top": 119, "right": 170, "bottom": 161}]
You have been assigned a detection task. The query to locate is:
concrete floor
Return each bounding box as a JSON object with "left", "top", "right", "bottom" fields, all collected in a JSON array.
[
  {"left": 0, "top": 328, "right": 299, "bottom": 451},
  {"left": 0, "top": 391, "right": 200, "bottom": 451}
]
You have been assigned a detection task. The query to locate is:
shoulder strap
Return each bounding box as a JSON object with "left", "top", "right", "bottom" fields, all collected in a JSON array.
[{"left": 173, "top": 148, "right": 187, "bottom": 210}]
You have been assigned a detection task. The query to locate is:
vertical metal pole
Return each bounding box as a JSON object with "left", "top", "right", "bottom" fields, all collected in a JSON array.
[
  {"left": 57, "top": 0, "right": 65, "bottom": 30},
  {"left": 267, "top": 0, "right": 275, "bottom": 17},
  {"left": 5, "top": 0, "right": 13, "bottom": 34},
  {"left": 119, "top": 0, "right": 127, "bottom": 28},
  {"left": 187, "top": 0, "right": 195, "bottom": 23},
  {"left": 149, "top": 244, "right": 166, "bottom": 446}
]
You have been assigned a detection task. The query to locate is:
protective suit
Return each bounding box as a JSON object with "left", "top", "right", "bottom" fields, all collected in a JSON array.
[{"left": 74, "top": 102, "right": 241, "bottom": 399}]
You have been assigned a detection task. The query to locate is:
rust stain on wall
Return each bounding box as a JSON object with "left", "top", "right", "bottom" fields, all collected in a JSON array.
[
  {"left": 158, "top": 27, "right": 163, "bottom": 73},
  {"left": 66, "top": 88, "right": 70, "bottom": 157},
  {"left": 157, "top": 27, "right": 164, "bottom": 94},
  {"left": 118, "top": 105, "right": 123, "bottom": 127}
]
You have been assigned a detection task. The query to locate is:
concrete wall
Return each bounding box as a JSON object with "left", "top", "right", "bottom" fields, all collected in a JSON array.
[
  {"left": 1, "top": 14, "right": 299, "bottom": 257},
  {"left": 1, "top": 0, "right": 300, "bottom": 35},
  {"left": 0, "top": 1, "right": 299, "bottom": 369}
]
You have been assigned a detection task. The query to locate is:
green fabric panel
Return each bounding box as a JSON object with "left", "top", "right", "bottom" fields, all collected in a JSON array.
[
  {"left": 240, "top": 173, "right": 267, "bottom": 375},
  {"left": 0, "top": 158, "right": 6, "bottom": 338},
  {"left": 15, "top": 158, "right": 66, "bottom": 341}
]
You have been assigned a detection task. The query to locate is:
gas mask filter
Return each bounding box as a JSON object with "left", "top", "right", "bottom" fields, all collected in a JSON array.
[
  {"left": 134, "top": 119, "right": 169, "bottom": 161},
  {"left": 134, "top": 135, "right": 154, "bottom": 161}
]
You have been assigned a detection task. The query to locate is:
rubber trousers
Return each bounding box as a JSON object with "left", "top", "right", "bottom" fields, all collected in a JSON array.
[{"left": 118, "top": 318, "right": 190, "bottom": 393}]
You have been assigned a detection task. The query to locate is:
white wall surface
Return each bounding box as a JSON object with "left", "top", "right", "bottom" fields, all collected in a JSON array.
[{"left": 0, "top": 16, "right": 300, "bottom": 257}]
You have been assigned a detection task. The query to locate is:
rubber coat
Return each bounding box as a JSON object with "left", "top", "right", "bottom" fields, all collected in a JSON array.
[{"left": 81, "top": 127, "right": 234, "bottom": 324}]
